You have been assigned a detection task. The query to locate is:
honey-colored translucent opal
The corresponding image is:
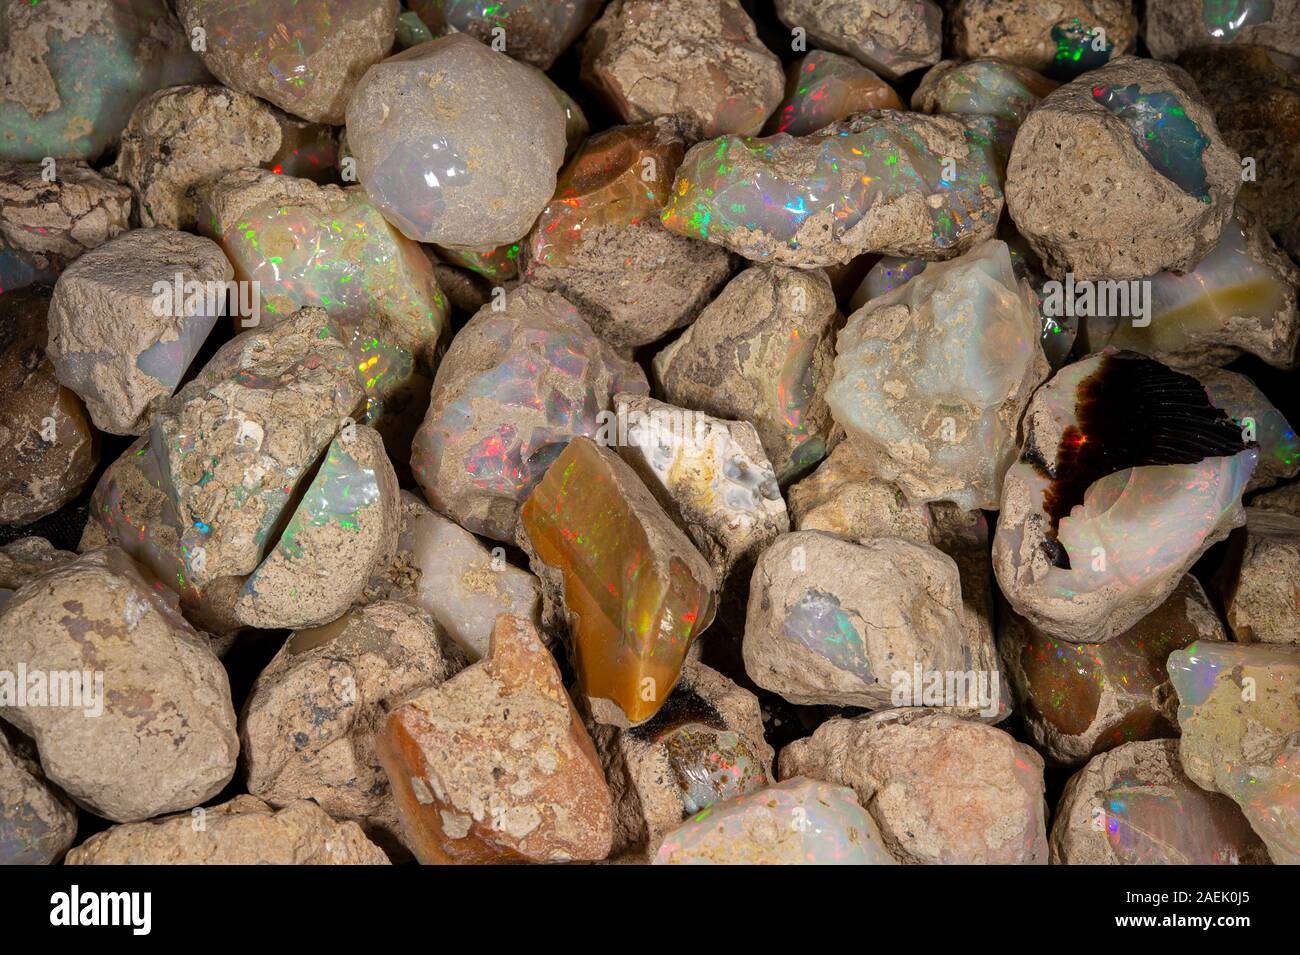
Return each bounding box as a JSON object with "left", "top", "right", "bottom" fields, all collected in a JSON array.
[
  {"left": 520, "top": 438, "right": 717, "bottom": 725},
  {"left": 764, "top": 51, "right": 902, "bottom": 137},
  {"left": 528, "top": 122, "right": 684, "bottom": 270}
]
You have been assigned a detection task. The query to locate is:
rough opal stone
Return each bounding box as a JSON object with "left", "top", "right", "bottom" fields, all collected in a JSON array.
[
  {"left": 1146, "top": 0, "right": 1297, "bottom": 63},
  {"left": 234, "top": 425, "right": 400, "bottom": 630},
  {"left": 1092, "top": 82, "right": 1213, "bottom": 201},
  {"left": 774, "top": 0, "right": 943, "bottom": 81},
  {"left": 177, "top": 0, "right": 399, "bottom": 124},
  {"left": 346, "top": 33, "right": 567, "bottom": 247},
  {"left": 1050, "top": 739, "right": 1271, "bottom": 864},
  {"left": 1168, "top": 640, "right": 1300, "bottom": 864},
  {"left": 913, "top": 58, "right": 1058, "bottom": 159},
  {"left": 203, "top": 169, "right": 448, "bottom": 370},
  {"left": 1079, "top": 212, "right": 1299, "bottom": 371},
  {"left": 0, "top": 729, "right": 78, "bottom": 865},
  {"left": 1049, "top": 17, "right": 1119, "bottom": 80},
  {"left": 662, "top": 112, "right": 1004, "bottom": 267},
  {"left": 654, "top": 777, "right": 897, "bottom": 864},
  {"left": 764, "top": 51, "right": 902, "bottom": 137},
  {"left": 993, "top": 351, "right": 1258, "bottom": 643},
  {"left": 828, "top": 240, "right": 1048, "bottom": 511},
  {"left": 520, "top": 438, "right": 717, "bottom": 727},
  {"left": 0, "top": 0, "right": 208, "bottom": 163},
  {"left": 1202, "top": 368, "right": 1299, "bottom": 492},
  {"left": 409, "top": 0, "right": 604, "bottom": 70},
  {"left": 411, "top": 286, "right": 646, "bottom": 541},
  {"left": 1000, "top": 574, "right": 1227, "bottom": 766},
  {"left": 653, "top": 266, "right": 841, "bottom": 483}
]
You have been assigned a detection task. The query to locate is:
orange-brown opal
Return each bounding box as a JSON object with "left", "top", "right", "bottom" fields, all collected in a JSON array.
[
  {"left": 521, "top": 437, "right": 717, "bottom": 725},
  {"left": 377, "top": 614, "right": 613, "bottom": 864},
  {"left": 527, "top": 121, "right": 684, "bottom": 269}
]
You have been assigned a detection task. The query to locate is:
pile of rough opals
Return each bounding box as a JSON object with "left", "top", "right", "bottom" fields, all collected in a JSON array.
[{"left": 1, "top": 0, "right": 1297, "bottom": 866}]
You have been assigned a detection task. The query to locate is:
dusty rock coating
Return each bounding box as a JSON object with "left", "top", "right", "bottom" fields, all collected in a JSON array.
[
  {"left": 0, "top": 548, "right": 239, "bottom": 823},
  {"left": 0, "top": 286, "right": 99, "bottom": 526},
  {"left": 378, "top": 614, "right": 614, "bottom": 863},
  {"left": 46, "top": 227, "right": 232, "bottom": 436},
  {"left": 177, "top": 0, "right": 399, "bottom": 125},
  {"left": 242, "top": 601, "right": 465, "bottom": 841},
  {"left": 779, "top": 709, "right": 1049, "bottom": 864},
  {"left": 950, "top": 0, "right": 1138, "bottom": 76},
  {"left": 582, "top": 0, "right": 783, "bottom": 140},
  {"left": 1007, "top": 56, "right": 1241, "bottom": 279},
  {"left": 66, "top": 795, "right": 390, "bottom": 864},
  {"left": 774, "top": 0, "right": 943, "bottom": 80},
  {"left": 1215, "top": 508, "right": 1300, "bottom": 645},
  {"left": 0, "top": 727, "right": 78, "bottom": 865},
  {"left": 1145, "top": 0, "right": 1300, "bottom": 63}
]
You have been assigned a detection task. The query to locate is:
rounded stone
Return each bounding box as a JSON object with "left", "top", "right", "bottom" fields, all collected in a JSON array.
[
  {"left": 950, "top": 0, "right": 1138, "bottom": 77},
  {"left": 346, "top": 33, "right": 567, "bottom": 247},
  {"left": 176, "top": 0, "right": 399, "bottom": 124}
]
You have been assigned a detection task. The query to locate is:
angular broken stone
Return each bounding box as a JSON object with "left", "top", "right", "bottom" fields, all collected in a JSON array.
[
  {"left": 581, "top": 0, "right": 783, "bottom": 139},
  {"left": 378, "top": 614, "right": 614, "bottom": 863},
  {"left": 1050, "top": 739, "right": 1271, "bottom": 864},
  {"left": 1255, "top": 480, "right": 1300, "bottom": 518},
  {"left": 233, "top": 425, "right": 400, "bottom": 630},
  {"left": 1145, "top": 0, "right": 1300, "bottom": 62},
  {"left": 591, "top": 660, "right": 773, "bottom": 858},
  {"left": 0, "top": 548, "right": 238, "bottom": 823},
  {"left": 0, "top": 286, "right": 98, "bottom": 526},
  {"left": 177, "top": 0, "right": 399, "bottom": 124},
  {"left": 913, "top": 58, "right": 1058, "bottom": 159},
  {"left": 763, "top": 51, "right": 903, "bottom": 137},
  {"left": 203, "top": 168, "right": 449, "bottom": 371},
  {"left": 1214, "top": 508, "right": 1300, "bottom": 645},
  {"left": 745, "top": 532, "right": 1002, "bottom": 717},
  {"left": 774, "top": 0, "right": 942, "bottom": 81},
  {"left": 1078, "top": 211, "right": 1300, "bottom": 372},
  {"left": 0, "top": 0, "right": 208, "bottom": 163},
  {"left": 520, "top": 438, "right": 717, "bottom": 726},
  {"left": 149, "top": 307, "right": 366, "bottom": 588},
  {"left": 110, "top": 84, "right": 282, "bottom": 230},
  {"left": 346, "top": 33, "right": 567, "bottom": 247},
  {"left": 0, "top": 539, "right": 76, "bottom": 610},
  {"left": 411, "top": 285, "right": 646, "bottom": 541},
  {"left": 1202, "top": 368, "right": 1299, "bottom": 491},
  {"left": 0, "top": 161, "right": 132, "bottom": 292},
  {"left": 1168, "top": 640, "right": 1300, "bottom": 864},
  {"left": 993, "top": 351, "right": 1256, "bottom": 643},
  {"left": 367, "top": 492, "right": 540, "bottom": 662},
  {"left": 653, "top": 777, "right": 896, "bottom": 865},
  {"left": 1007, "top": 56, "right": 1242, "bottom": 279},
  {"left": 46, "top": 228, "right": 232, "bottom": 435},
  {"left": 1000, "top": 574, "right": 1227, "bottom": 766},
  {"left": 780, "top": 709, "right": 1049, "bottom": 864},
  {"left": 242, "top": 601, "right": 465, "bottom": 842},
  {"left": 787, "top": 440, "right": 932, "bottom": 545},
  {"left": 613, "top": 394, "right": 788, "bottom": 599},
  {"left": 65, "top": 795, "right": 390, "bottom": 865},
  {"left": 524, "top": 117, "right": 734, "bottom": 349},
  {"left": 653, "top": 265, "right": 841, "bottom": 483},
  {"left": 829, "top": 240, "right": 1048, "bottom": 511},
  {"left": 1179, "top": 45, "right": 1300, "bottom": 249},
  {"left": 409, "top": 0, "right": 604, "bottom": 70},
  {"left": 950, "top": 0, "right": 1138, "bottom": 78},
  {"left": 0, "top": 726, "right": 78, "bottom": 865},
  {"left": 662, "top": 111, "right": 1004, "bottom": 267}
]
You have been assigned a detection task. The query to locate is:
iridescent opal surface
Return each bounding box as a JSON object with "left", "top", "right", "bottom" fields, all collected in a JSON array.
[
  {"left": 764, "top": 52, "right": 902, "bottom": 137},
  {"left": 1092, "top": 83, "right": 1212, "bottom": 201},
  {"left": 653, "top": 777, "right": 896, "bottom": 864},
  {"left": 1201, "top": 0, "right": 1274, "bottom": 42},
  {"left": 661, "top": 725, "right": 767, "bottom": 814},
  {"left": 520, "top": 438, "right": 716, "bottom": 725},
  {"left": 1049, "top": 18, "right": 1115, "bottom": 81}
]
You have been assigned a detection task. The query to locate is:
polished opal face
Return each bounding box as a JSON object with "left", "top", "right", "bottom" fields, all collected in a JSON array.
[
  {"left": 653, "top": 777, "right": 896, "bottom": 865},
  {"left": 0, "top": 0, "right": 207, "bottom": 162},
  {"left": 520, "top": 439, "right": 715, "bottom": 725},
  {"left": 765, "top": 51, "right": 902, "bottom": 137},
  {"left": 1049, "top": 18, "right": 1114, "bottom": 81},
  {"left": 661, "top": 725, "right": 767, "bottom": 814},
  {"left": 1096, "top": 217, "right": 1289, "bottom": 356},
  {"left": 661, "top": 114, "right": 1001, "bottom": 263},
  {"left": 1100, "top": 767, "right": 1267, "bottom": 864},
  {"left": 1092, "top": 84, "right": 1211, "bottom": 201},
  {"left": 528, "top": 123, "right": 684, "bottom": 269},
  {"left": 1201, "top": 0, "right": 1274, "bottom": 42}
]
